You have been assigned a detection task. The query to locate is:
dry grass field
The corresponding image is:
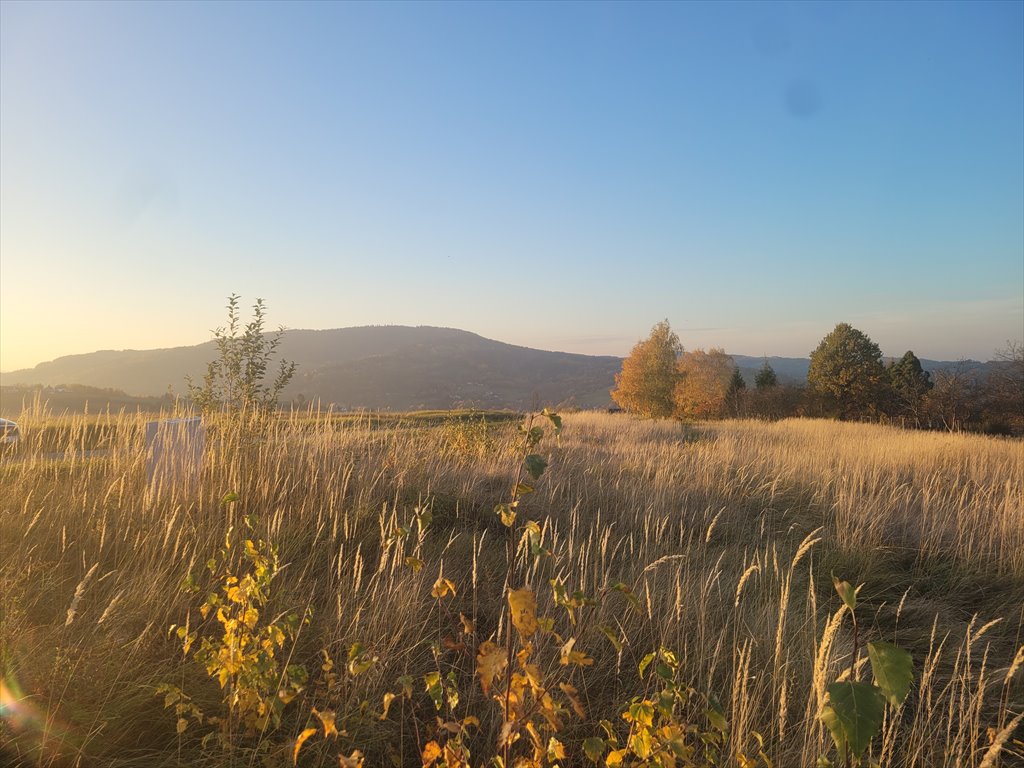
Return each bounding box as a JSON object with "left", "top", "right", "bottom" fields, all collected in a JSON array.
[{"left": 1, "top": 408, "right": 1021, "bottom": 767}]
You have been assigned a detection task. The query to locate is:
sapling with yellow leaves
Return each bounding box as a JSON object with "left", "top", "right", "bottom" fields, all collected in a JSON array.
[{"left": 160, "top": 493, "right": 308, "bottom": 756}]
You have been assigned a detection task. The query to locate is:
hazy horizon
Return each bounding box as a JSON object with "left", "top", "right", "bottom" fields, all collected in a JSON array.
[{"left": 2, "top": 1, "right": 1022, "bottom": 371}]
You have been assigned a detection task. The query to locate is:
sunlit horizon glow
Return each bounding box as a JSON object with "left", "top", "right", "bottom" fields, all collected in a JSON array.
[{"left": 2, "top": 1, "right": 1021, "bottom": 373}]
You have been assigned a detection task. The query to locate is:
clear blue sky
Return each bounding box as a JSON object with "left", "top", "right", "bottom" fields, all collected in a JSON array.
[{"left": 2, "top": 0, "right": 1022, "bottom": 371}]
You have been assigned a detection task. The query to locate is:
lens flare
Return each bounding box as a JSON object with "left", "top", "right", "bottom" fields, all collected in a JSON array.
[{"left": 1, "top": 674, "right": 78, "bottom": 763}]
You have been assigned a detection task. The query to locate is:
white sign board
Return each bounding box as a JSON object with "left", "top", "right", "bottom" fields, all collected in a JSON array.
[{"left": 145, "top": 417, "right": 205, "bottom": 495}]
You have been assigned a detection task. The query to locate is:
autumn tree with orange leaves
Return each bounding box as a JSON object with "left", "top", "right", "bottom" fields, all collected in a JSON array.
[
  {"left": 673, "top": 347, "right": 738, "bottom": 419},
  {"left": 611, "top": 320, "right": 682, "bottom": 418}
]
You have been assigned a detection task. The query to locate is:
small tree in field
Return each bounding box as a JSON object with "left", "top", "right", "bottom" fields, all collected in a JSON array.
[
  {"left": 925, "top": 361, "right": 976, "bottom": 432},
  {"left": 982, "top": 341, "right": 1024, "bottom": 434},
  {"left": 673, "top": 347, "right": 736, "bottom": 419},
  {"left": 886, "top": 350, "right": 933, "bottom": 425},
  {"left": 611, "top": 320, "right": 681, "bottom": 418},
  {"left": 187, "top": 295, "right": 297, "bottom": 414},
  {"left": 808, "top": 323, "right": 887, "bottom": 420}
]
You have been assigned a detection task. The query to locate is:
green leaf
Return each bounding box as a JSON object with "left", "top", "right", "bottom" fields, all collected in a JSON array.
[
  {"left": 832, "top": 576, "right": 857, "bottom": 612},
  {"left": 396, "top": 674, "right": 414, "bottom": 697},
  {"left": 705, "top": 694, "right": 727, "bottom": 732},
  {"left": 416, "top": 507, "right": 433, "bottom": 531},
  {"left": 551, "top": 579, "right": 568, "bottom": 604},
  {"left": 524, "top": 454, "right": 547, "bottom": 480},
  {"left": 221, "top": 491, "right": 240, "bottom": 505},
  {"left": 598, "top": 625, "right": 623, "bottom": 652},
  {"left": 582, "top": 737, "right": 605, "bottom": 762},
  {"left": 867, "top": 641, "right": 913, "bottom": 707},
  {"left": 542, "top": 409, "right": 562, "bottom": 435},
  {"left": 820, "top": 681, "right": 885, "bottom": 760},
  {"left": 346, "top": 641, "right": 377, "bottom": 675}
]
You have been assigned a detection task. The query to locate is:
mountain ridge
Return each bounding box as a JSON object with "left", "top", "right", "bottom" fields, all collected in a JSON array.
[
  {"left": 0, "top": 326, "right": 991, "bottom": 411},
  {"left": 1, "top": 326, "right": 622, "bottom": 410}
]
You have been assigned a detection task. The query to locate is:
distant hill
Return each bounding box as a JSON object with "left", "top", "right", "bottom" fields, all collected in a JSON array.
[
  {"left": 0, "top": 326, "right": 993, "bottom": 412},
  {"left": 0, "top": 327, "right": 623, "bottom": 411},
  {"left": 0, "top": 384, "right": 169, "bottom": 418},
  {"left": 729, "top": 354, "right": 987, "bottom": 386},
  {"left": 731, "top": 355, "right": 811, "bottom": 384}
]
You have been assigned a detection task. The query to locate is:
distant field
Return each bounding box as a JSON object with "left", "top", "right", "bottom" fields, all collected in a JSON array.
[{"left": 0, "top": 410, "right": 1021, "bottom": 766}]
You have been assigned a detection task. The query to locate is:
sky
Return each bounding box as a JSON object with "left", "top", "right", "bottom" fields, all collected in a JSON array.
[{"left": 1, "top": 0, "right": 1022, "bottom": 372}]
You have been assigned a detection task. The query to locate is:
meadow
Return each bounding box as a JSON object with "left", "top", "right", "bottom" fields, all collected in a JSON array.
[{"left": 0, "top": 407, "right": 1021, "bottom": 767}]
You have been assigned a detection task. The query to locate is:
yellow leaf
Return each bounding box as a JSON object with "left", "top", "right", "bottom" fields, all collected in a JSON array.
[
  {"left": 460, "top": 613, "right": 475, "bottom": 634},
  {"left": 508, "top": 588, "right": 538, "bottom": 638},
  {"left": 293, "top": 727, "right": 317, "bottom": 765},
  {"left": 243, "top": 607, "right": 259, "bottom": 629},
  {"left": 313, "top": 708, "right": 338, "bottom": 738},
  {"left": 625, "top": 701, "right": 654, "bottom": 728},
  {"left": 421, "top": 740, "right": 442, "bottom": 767},
  {"left": 338, "top": 751, "right": 364, "bottom": 768},
  {"left": 279, "top": 687, "right": 299, "bottom": 704},
  {"left": 348, "top": 655, "right": 377, "bottom": 675},
  {"left": 559, "top": 681, "right": 586, "bottom": 719},
  {"left": 629, "top": 726, "right": 652, "bottom": 759},
  {"left": 559, "top": 637, "right": 594, "bottom": 667},
  {"left": 496, "top": 503, "right": 517, "bottom": 527},
  {"left": 606, "top": 748, "right": 627, "bottom": 767},
  {"left": 476, "top": 640, "right": 508, "bottom": 695},
  {"left": 432, "top": 577, "right": 457, "bottom": 599},
  {"left": 498, "top": 719, "right": 520, "bottom": 747},
  {"left": 521, "top": 661, "right": 543, "bottom": 694},
  {"left": 548, "top": 736, "right": 567, "bottom": 760},
  {"left": 176, "top": 717, "right": 188, "bottom": 734},
  {"left": 380, "top": 692, "right": 397, "bottom": 720},
  {"left": 526, "top": 720, "right": 543, "bottom": 750}
]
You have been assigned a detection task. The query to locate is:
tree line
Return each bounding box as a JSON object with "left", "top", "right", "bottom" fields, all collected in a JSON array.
[{"left": 611, "top": 321, "right": 1023, "bottom": 435}]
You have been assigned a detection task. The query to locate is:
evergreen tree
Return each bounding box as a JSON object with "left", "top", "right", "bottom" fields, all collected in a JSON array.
[
  {"left": 754, "top": 361, "right": 779, "bottom": 390},
  {"left": 886, "top": 350, "right": 933, "bottom": 423},
  {"left": 726, "top": 367, "right": 747, "bottom": 418},
  {"left": 611, "top": 320, "right": 681, "bottom": 418},
  {"left": 728, "top": 368, "right": 747, "bottom": 396}
]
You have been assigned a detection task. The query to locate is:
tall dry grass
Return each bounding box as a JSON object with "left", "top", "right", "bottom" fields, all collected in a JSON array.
[{"left": 0, "top": 407, "right": 1021, "bottom": 766}]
